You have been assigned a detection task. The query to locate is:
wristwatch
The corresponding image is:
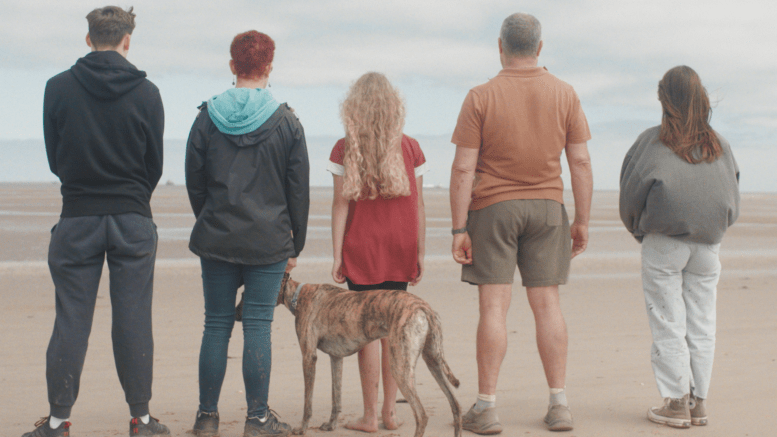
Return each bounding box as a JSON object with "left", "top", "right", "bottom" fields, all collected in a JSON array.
[{"left": 451, "top": 227, "right": 468, "bottom": 235}]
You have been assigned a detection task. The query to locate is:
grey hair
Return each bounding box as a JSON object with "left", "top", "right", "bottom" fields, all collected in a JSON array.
[{"left": 500, "top": 13, "right": 541, "bottom": 58}]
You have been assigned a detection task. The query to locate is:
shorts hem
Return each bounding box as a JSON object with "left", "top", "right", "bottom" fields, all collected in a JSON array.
[
  {"left": 461, "top": 276, "right": 515, "bottom": 286},
  {"left": 522, "top": 278, "right": 568, "bottom": 288}
]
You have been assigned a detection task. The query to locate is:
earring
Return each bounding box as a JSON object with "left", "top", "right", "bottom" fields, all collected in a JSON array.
[{"left": 232, "top": 75, "right": 236, "bottom": 86}]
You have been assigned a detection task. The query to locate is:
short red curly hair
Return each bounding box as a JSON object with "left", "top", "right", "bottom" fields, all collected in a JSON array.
[{"left": 230, "top": 30, "right": 275, "bottom": 79}]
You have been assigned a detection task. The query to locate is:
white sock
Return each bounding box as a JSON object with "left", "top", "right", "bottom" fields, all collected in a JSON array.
[
  {"left": 138, "top": 414, "right": 150, "bottom": 425},
  {"left": 550, "top": 387, "right": 568, "bottom": 406},
  {"left": 473, "top": 394, "right": 496, "bottom": 412},
  {"left": 49, "top": 416, "right": 68, "bottom": 429}
]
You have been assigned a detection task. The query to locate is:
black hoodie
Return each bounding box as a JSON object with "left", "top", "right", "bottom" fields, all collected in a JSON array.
[{"left": 44, "top": 50, "right": 164, "bottom": 218}]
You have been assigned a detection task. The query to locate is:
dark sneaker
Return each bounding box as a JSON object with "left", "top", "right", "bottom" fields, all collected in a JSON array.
[
  {"left": 544, "top": 404, "right": 574, "bottom": 431},
  {"left": 647, "top": 394, "right": 691, "bottom": 429},
  {"left": 462, "top": 404, "right": 502, "bottom": 435},
  {"left": 129, "top": 416, "right": 170, "bottom": 436},
  {"left": 689, "top": 395, "right": 707, "bottom": 426},
  {"left": 192, "top": 410, "right": 219, "bottom": 436},
  {"left": 22, "top": 417, "right": 71, "bottom": 437},
  {"left": 243, "top": 410, "right": 291, "bottom": 436}
]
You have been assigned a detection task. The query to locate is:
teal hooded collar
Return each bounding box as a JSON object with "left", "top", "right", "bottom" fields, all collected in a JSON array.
[{"left": 207, "top": 87, "right": 280, "bottom": 136}]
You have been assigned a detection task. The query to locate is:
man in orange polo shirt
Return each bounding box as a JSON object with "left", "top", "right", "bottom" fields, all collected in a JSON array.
[{"left": 449, "top": 12, "right": 593, "bottom": 434}]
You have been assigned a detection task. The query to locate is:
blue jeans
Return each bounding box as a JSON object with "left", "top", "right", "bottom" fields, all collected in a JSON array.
[{"left": 198, "top": 258, "right": 287, "bottom": 418}]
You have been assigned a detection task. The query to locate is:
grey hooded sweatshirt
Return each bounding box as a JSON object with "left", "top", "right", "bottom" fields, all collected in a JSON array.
[{"left": 619, "top": 126, "right": 740, "bottom": 244}]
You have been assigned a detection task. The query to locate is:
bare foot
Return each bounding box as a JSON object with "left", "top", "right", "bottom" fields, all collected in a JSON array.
[
  {"left": 345, "top": 416, "right": 379, "bottom": 433},
  {"left": 382, "top": 410, "right": 404, "bottom": 430}
]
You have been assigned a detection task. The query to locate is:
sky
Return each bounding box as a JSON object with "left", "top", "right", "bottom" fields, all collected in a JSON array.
[{"left": 0, "top": 0, "right": 775, "bottom": 190}]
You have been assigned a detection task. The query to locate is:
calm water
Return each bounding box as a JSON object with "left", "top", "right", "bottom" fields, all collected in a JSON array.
[{"left": 1, "top": 134, "right": 774, "bottom": 192}]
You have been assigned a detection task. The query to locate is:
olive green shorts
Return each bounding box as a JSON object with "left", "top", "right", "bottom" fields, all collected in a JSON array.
[{"left": 462, "top": 199, "right": 571, "bottom": 287}]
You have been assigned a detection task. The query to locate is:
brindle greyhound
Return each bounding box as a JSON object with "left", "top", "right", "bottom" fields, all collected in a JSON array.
[{"left": 275, "top": 273, "right": 462, "bottom": 437}]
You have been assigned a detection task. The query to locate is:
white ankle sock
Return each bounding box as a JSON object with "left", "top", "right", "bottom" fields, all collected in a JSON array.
[
  {"left": 49, "top": 416, "right": 68, "bottom": 429},
  {"left": 137, "top": 414, "right": 150, "bottom": 425},
  {"left": 474, "top": 394, "right": 496, "bottom": 412},
  {"left": 549, "top": 387, "right": 568, "bottom": 406}
]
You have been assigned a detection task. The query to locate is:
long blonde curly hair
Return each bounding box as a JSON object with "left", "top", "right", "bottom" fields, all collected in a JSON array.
[{"left": 340, "top": 72, "right": 410, "bottom": 201}]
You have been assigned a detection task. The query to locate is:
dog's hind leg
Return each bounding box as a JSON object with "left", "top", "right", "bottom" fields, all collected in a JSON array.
[
  {"left": 391, "top": 313, "right": 429, "bottom": 437},
  {"left": 293, "top": 338, "right": 318, "bottom": 435},
  {"left": 320, "top": 356, "right": 343, "bottom": 431}
]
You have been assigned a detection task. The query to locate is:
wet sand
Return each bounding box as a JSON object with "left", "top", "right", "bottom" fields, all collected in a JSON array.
[{"left": 1, "top": 183, "right": 775, "bottom": 436}]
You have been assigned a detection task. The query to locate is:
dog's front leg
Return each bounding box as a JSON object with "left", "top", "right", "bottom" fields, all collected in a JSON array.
[
  {"left": 320, "top": 356, "right": 343, "bottom": 431},
  {"left": 293, "top": 339, "right": 317, "bottom": 435}
]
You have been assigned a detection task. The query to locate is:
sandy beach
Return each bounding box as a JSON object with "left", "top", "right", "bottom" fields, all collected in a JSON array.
[{"left": 1, "top": 183, "right": 775, "bottom": 437}]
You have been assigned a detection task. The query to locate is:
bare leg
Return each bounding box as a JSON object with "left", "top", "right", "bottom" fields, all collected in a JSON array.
[
  {"left": 346, "top": 340, "right": 380, "bottom": 432},
  {"left": 380, "top": 337, "right": 403, "bottom": 430},
  {"left": 477, "top": 284, "right": 513, "bottom": 395},
  {"left": 526, "top": 285, "right": 568, "bottom": 389}
]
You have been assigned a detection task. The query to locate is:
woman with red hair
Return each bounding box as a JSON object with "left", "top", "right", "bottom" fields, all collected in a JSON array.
[
  {"left": 620, "top": 66, "right": 739, "bottom": 429},
  {"left": 186, "top": 30, "right": 309, "bottom": 437}
]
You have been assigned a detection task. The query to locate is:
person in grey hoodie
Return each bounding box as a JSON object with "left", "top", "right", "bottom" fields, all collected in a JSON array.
[
  {"left": 184, "top": 30, "right": 309, "bottom": 437},
  {"left": 619, "top": 66, "right": 739, "bottom": 429}
]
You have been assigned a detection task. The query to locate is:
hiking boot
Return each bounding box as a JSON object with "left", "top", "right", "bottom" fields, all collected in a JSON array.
[
  {"left": 647, "top": 394, "right": 691, "bottom": 429},
  {"left": 129, "top": 416, "right": 170, "bottom": 436},
  {"left": 192, "top": 410, "right": 220, "bottom": 436},
  {"left": 462, "top": 404, "right": 502, "bottom": 435},
  {"left": 689, "top": 395, "right": 707, "bottom": 426},
  {"left": 544, "top": 404, "right": 574, "bottom": 431},
  {"left": 21, "top": 417, "right": 70, "bottom": 437},
  {"left": 244, "top": 410, "right": 291, "bottom": 436}
]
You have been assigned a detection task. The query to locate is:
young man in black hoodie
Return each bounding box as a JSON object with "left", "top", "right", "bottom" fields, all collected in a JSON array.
[{"left": 24, "top": 6, "right": 168, "bottom": 437}]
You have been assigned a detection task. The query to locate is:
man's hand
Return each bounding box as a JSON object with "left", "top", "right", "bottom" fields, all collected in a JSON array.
[
  {"left": 331, "top": 258, "right": 346, "bottom": 284},
  {"left": 452, "top": 232, "right": 473, "bottom": 265},
  {"left": 570, "top": 222, "right": 588, "bottom": 258},
  {"left": 286, "top": 257, "right": 297, "bottom": 273}
]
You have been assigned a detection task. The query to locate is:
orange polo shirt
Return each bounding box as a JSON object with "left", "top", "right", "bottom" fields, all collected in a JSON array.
[{"left": 452, "top": 67, "right": 591, "bottom": 210}]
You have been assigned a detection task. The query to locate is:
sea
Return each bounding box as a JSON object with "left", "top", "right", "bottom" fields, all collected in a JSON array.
[{"left": 1, "top": 133, "right": 774, "bottom": 192}]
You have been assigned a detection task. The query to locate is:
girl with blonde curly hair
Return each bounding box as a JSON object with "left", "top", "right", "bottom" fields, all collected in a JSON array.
[{"left": 327, "top": 72, "right": 428, "bottom": 432}]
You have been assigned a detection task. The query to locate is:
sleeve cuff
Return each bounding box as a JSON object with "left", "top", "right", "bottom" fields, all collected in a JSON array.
[
  {"left": 327, "top": 161, "right": 345, "bottom": 176},
  {"left": 415, "top": 162, "right": 429, "bottom": 177}
]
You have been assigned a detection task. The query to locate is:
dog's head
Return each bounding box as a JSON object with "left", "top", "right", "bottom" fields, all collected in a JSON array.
[{"left": 276, "top": 272, "right": 299, "bottom": 309}]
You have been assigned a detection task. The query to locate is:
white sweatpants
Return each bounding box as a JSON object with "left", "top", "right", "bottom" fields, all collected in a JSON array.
[{"left": 641, "top": 233, "right": 721, "bottom": 399}]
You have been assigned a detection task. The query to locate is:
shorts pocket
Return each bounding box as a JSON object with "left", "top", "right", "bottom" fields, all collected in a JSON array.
[{"left": 545, "top": 201, "right": 562, "bottom": 227}]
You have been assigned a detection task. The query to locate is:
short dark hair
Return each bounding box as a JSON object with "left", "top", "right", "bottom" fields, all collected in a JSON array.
[
  {"left": 230, "top": 31, "right": 275, "bottom": 79},
  {"left": 86, "top": 6, "right": 136, "bottom": 48},
  {"left": 500, "top": 13, "right": 541, "bottom": 58}
]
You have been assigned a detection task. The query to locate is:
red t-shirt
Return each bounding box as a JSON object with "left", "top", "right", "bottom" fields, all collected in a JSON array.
[{"left": 327, "top": 134, "right": 428, "bottom": 285}]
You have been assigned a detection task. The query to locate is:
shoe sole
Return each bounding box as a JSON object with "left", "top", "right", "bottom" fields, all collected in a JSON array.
[
  {"left": 647, "top": 410, "right": 691, "bottom": 429},
  {"left": 462, "top": 423, "right": 503, "bottom": 435},
  {"left": 546, "top": 421, "right": 574, "bottom": 432},
  {"left": 691, "top": 416, "right": 708, "bottom": 426}
]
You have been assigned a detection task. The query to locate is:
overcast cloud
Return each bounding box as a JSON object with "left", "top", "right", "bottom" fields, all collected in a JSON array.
[{"left": 0, "top": 0, "right": 775, "bottom": 189}]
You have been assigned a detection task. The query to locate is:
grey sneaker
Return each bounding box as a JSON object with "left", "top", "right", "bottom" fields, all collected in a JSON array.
[
  {"left": 129, "top": 416, "right": 170, "bottom": 436},
  {"left": 647, "top": 394, "right": 691, "bottom": 429},
  {"left": 689, "top": 395, "right": 707, "bottom": 426},
  {"left": 192, "top": 410, "right": 219, "bottom": 436},
  {"left": 544, "top": 404, "right": 574, "bottom": 431},
  {"left": 244, "top": 410, "right": 291, "bottom": 437},
  {"left": 21, "top": 417, "right": 70, "bottom": 437},
  {"left": 462, "top": 404, "right": 502, "bottom": 435}
]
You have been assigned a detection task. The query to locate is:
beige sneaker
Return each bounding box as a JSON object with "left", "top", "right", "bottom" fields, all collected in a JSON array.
[
  {"left": 462, "top": 404, "right": 503, "bottom": 435},
  {"left": 544, "top": 404, "right": 573, "bottom": 431},
  {"left": 690, "top": 395, "right": 707, "bottom": 426},
  {"left": 647, "top": 394, "right": 691, "bottom": 429}
]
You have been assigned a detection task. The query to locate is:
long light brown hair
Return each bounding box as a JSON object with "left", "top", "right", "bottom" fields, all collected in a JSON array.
[
  {"left": 340, "top": 72, "right": 410, "bottom": 200},
  {"left": 658, "top": 66, "right": 722, "bottom": 163}
]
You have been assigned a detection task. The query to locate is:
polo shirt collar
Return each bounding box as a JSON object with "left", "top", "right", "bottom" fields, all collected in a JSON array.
[{"left": 497, "top": 66, "right": 548, "bottom": 77}]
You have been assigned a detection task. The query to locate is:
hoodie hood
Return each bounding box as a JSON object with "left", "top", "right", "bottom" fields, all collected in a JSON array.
[
  {"left": 70, "top": 51, "right": 147, "bottom": 100},
  {"left": 207, "top": 88, "right": 281, "bottom": 136}
]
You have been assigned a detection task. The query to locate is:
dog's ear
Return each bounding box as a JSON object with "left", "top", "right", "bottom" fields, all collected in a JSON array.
[{"left": 277, "top": 273, "right": 290, "bottom": 306}]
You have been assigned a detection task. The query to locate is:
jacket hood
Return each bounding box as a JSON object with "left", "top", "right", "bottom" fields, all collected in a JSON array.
[
  {"left": 207, "top": 88, "right": 281, "bottom": 137},
  {"left": 70, "top": 51, "right": 147, "bottom": 100}
]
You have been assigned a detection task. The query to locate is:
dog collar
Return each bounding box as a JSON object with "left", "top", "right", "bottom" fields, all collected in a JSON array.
[{"left": 290, "top": 283, "right": 305, "bottom": 315}]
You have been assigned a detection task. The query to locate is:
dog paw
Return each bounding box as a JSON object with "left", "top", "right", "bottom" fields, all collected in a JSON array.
[
  {"left": 292, "top": 426, "right": 306, "bottom": 435},
  {"left": 320, "top": 421, "right": 336, "bottom": 431}
]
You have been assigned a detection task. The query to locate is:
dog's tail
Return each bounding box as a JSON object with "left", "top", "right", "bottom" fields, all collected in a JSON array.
[{"left": 425, "top": 308, "right": 460, "bottom": 388}]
